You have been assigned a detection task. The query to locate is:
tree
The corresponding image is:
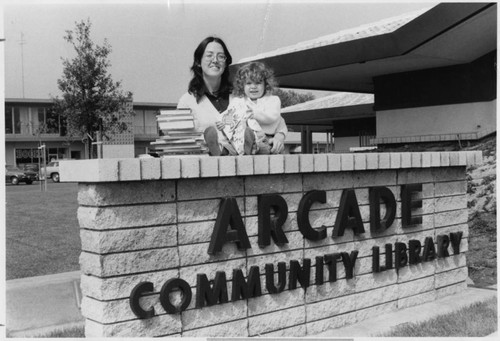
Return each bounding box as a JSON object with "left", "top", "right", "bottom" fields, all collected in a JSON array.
[
  {"left": 274, "top": 88, "right": 315, "bottom": 108},
  {"left": 53, "top": 19, "right": 134, "bottom": 159}
]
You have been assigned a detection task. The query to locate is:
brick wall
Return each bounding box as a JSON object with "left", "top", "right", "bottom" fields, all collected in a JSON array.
[{"left": 60, "top": 151, "right": 482, "bottom": 337}]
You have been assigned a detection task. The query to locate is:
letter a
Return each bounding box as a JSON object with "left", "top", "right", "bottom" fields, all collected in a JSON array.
[
  {"left": 333, "top": 189, "right": 365, "bottom": 237},
  {"left": 208, "top": 197, "right": 251, "bottom": 255}
]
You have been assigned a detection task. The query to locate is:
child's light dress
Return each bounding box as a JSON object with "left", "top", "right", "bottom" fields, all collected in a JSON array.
[{"left": 219, "top": 99, "right": 263, "bottom": 155}]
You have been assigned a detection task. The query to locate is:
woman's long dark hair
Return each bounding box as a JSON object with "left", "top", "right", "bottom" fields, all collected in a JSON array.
[{"left": 188, "top": 36, "right": 233, "bottom": 102}]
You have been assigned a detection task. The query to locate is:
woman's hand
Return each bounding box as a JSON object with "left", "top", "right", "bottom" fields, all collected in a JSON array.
[{"left": 270, "top": 133, "right": 285, "bottom": 154}]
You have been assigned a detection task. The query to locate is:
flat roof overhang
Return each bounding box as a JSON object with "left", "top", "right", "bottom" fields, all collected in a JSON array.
[
  {"left": 5, "top": 98, "right": 176, "bottom": 109},
  {"left": 283, "top": 103, "right": 374, "bottom": 130},
  {"left": 230, "top": 3, "right": 497, "bottom": 93}
]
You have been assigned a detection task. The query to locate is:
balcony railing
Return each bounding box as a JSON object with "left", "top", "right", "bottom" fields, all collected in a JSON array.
[
  {"left": 133, "top": 125, "right": 159, "bottom": 136},
  {"left": 5, "top": 123, "right": 160, "bottom": 139},
  {"left": 5, "top": 123, "right": 63, "bottom": 136}
]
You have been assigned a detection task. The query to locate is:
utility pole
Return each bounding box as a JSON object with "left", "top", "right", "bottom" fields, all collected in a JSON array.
[
  {"left": 18, "top": 32, "right": 26, "bottom": 98},
  {"left": 38, "top": 144, "right": 47, "bottom": 192}
]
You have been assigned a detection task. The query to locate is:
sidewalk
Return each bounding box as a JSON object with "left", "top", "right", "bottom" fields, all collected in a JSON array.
[
  {"left": 6, "top": 271, "right": 83, "bottom": 337},
  {"left": 5, "top": 271, "right": 498, "bottom": 337},
  {"left": 313, "top": 284, "right": 498, "bottom": 337}
]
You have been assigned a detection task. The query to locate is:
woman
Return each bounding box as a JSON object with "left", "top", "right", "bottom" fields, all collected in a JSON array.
[{"left": 178, "top": 36, "right": 249, "bottom": 155}]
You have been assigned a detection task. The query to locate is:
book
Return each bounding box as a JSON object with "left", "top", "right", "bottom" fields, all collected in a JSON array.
[
  {"left": 159, "top": 108, "right": 192, "bottom": 116},
  {"left": 150, "top": 144, "right": 208, "bottom": 155},
  {"left": 220, "top": 108, "right": 242, "bottom": 140},
  {"left": 158, "top": 119, "right": 195, "bottom": 130},
  {"left": 157, "top": 115, "right": 194, "bottom": 122},
  {"left": 151, "top": 138, "right": 198, "bottom": 145},
  {"left": 156, "top": 108, "right": 195, "bottom": 130},
  {"left": 151, "top": 108, "right": 208, "bottom": 155}
]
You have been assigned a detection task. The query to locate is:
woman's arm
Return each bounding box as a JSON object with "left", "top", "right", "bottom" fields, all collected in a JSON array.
[{"left": 177, "top": 93, "right": 192, "bottom": 109}]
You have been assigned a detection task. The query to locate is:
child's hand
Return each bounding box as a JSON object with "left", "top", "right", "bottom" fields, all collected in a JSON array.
[
  {"left": 270, "top": 133, "right": 285, "bottom": 154},
  {"left": 215, "top": 121, "right": 225, "bottom": 131},
  {"left": 244, "top": 110, "right": 254, "bottom": 120},
  {"left": 222, "top": 115, "right": 235, "bottom": 126}
]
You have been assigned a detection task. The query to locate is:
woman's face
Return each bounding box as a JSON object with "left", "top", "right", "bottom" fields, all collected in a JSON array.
[
  {"left": 201, "top": 42, "right": 227, "bottom": 80},
  {"left": 244, "top": 79, "right": 265, "bottom": 100}
]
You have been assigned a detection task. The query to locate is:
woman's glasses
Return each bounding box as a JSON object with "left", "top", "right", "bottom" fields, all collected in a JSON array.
[{"left": 203, "top": 52, "right": 227, "bottom": 63}]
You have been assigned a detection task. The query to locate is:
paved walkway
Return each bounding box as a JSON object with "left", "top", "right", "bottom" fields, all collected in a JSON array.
[
  {"left": 6, "top": 271, "right": 83, "bottom": 337},
  {"left": 5, "top": 271, "right": 498, "bottom": 337},
  {"left": 313, "top": 284, "right": 497, "bottom": 337}
]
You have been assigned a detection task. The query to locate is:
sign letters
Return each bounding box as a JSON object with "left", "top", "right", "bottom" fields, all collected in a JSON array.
[{"left": 129, "top": 183, "right": 464, "bottom": 318}]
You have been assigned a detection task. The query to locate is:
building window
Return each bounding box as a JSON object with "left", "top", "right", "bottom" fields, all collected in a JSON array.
[
  {"left": 15, "top": 148, "right": 43, "bottom": 165},
  {"left": 5, "top": 104, "right": 62, "bottom": 135},
  {"left": 46, "top": 108, "right": 60, "bottom": 134},
  {"left": 37, "top": 107, "right": 60, "bottom": 134},
  {"left": 359, "top": 130, "right": 377, "bottom": 147},
  {"left": 48, "top": 147, "right": 67, "bottom": 162},
  {"left": 13, "top": 107, "right": 21, "bottom": 134},
  {"left": 5, "top": 106, "right": 13, "bottom": 134},
  {"left": 5, "top": 106, "right": 21, "bottom": 134}
]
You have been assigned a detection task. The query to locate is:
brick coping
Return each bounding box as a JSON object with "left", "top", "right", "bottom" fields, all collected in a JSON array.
[{"left": 59, "top": 151, "right": 482, "bottom": 183}]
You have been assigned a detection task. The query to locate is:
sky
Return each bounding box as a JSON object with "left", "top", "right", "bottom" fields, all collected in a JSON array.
[{"left": 2, "top": 0, "right": 437, "bottom": 104}]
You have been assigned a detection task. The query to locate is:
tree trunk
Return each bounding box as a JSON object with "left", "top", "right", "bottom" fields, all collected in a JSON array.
[{"left": 87, "top": 139, "right": 92, "bottom": 159}]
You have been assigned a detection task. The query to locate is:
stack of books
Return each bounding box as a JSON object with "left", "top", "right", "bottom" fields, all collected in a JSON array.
[{"left": 149, "top": 109, "right": 207, "bottom": 155}]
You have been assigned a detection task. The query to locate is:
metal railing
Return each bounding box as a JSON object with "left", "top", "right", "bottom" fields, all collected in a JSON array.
[
  {"left": 6, "top": 123, "right": 160, "bottom": 138},
  {"left": 5, "top": 123, "right": 62, "bottom": 136},
  {"left": 133, "top": 125, "right": 159, "bottom": 136}
]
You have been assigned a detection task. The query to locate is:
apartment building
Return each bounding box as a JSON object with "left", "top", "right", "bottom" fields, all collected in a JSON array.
[{"left": 4, "top": 98, "right": 175, "bottom": 167}]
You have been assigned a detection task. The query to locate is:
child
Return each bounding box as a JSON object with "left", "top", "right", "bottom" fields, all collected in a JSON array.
[{"left": 226, "top": 61, "right": 288, "bottom": 155}]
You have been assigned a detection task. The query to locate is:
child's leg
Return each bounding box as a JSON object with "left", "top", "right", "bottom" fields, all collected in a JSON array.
[
  {"left": 255, "top": 139, "right": 272, "bottom": 154},
  {"left": 244, "top": 127, "right": 255, "bottom": 155},
  {"left": 204, "top": 126, "right": 221, "bottom": 156},
  {"left": 254, "top": 133, "right": 272, "bottom": 154}
]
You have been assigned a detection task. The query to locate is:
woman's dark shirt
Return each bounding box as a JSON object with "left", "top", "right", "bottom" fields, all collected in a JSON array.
[{"left": 205, "top": 90, "right": 229, "bottom": 113}]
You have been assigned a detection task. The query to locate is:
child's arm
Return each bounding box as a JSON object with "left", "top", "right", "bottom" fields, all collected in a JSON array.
[
  {"left": 273, "top": 116, "right": 288, "bottom": 137},
  {"left": 246, "top": 96, "right": 281, "bottom": 124},
  {"left": 269, "top": 116, "right": 287, "bottom": 154}
]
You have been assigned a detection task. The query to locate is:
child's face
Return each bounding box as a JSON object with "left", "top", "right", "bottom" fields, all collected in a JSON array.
[{"left": 244, "top": 79, "right": 265, "bottom": 100}]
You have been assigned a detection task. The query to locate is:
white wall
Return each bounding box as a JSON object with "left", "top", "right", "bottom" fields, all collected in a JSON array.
[
  {"left": 103, "top": 145, "right": 135, "bottom": 159},
  {"left": 334, "top": 136, "right": 360, "bottom": 152},
  {"left": 376, "top": 100, "right": 496, "bottom": 138}
]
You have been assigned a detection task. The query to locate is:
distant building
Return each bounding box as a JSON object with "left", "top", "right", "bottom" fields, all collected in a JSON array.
[
  {"left": 5, "top": 97, "right": 325, "bottom": 165},
  {"left": 232, "top": 3, "right": 497, "bottom": 152},
  {"left": 4, "top": 98, "right": 175, "bottom": 167},
  {"left": 282, "top": 92, "right": 374, "bottom": 153}
]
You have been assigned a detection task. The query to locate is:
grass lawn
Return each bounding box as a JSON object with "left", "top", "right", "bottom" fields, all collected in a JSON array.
[
  {"left": 32, "top": 325, "right": 85, "bottom": 338},
  {"left": 379, "top": 297, "right": 498, "bottom": 337},
  {"left": 5, "top": 182, "right": 81, "bottom": 279}
]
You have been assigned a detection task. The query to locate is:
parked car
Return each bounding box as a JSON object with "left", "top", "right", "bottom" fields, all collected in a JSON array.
[
  {"left": 23, "top": 163, "right": 40, "bottom": 173},
  {"left": 5, "top": 165, "right": 38, "bottom": 185},
  {"left": 40, "top": 161, "right": 60, "bottom": 182}
]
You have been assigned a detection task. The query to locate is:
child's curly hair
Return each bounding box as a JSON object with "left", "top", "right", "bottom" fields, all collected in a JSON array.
[{"left": 232, "top": 62, "right": 278, "bottom": 97}]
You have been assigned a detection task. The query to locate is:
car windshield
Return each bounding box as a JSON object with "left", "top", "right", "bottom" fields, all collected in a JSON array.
[{"left": 6, "top": 165, "right": 22, "bottom": 171}]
